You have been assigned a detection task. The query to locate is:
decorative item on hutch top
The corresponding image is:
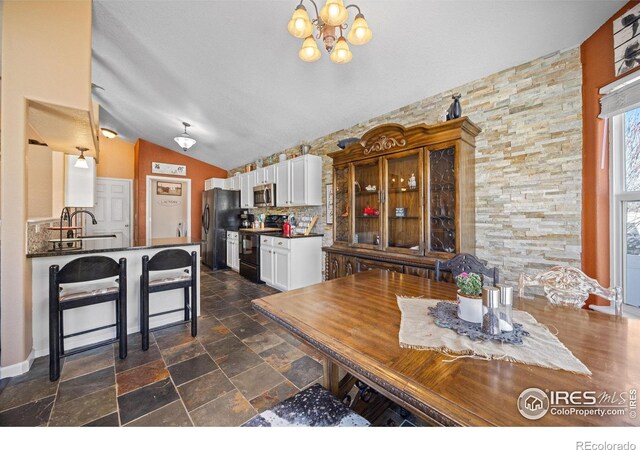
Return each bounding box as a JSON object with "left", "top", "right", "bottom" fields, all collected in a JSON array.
[
  {"left": 446, "top": 94, "right": 462, "bottom": 121},
  {"left": 287, "top": 0, "right": 372, "bottom": 64},
  {"left": 455, "top": 272, "right": 483, "bottom": 324}
]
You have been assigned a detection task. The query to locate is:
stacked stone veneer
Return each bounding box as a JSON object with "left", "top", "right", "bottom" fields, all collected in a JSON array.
[{"left": 231, "top": 48, "right": 583, "bottom": 284}]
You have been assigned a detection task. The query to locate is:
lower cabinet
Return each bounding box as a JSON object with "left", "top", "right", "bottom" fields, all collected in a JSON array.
[
  {"left": 260, "top": 236, "right": 322, "bottom": 291},
  {"left": 226, "top": 231, "right": 239, "bottom": 272}
]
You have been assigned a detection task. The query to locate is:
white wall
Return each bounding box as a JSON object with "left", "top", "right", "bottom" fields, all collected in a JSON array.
[{"left": 151, "top": 180, "right": 188, "bottom": 238}]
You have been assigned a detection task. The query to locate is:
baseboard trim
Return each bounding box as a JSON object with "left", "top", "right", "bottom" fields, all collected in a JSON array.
[{"left": 0, "top": 349, "right": 35, "bottom": 379}]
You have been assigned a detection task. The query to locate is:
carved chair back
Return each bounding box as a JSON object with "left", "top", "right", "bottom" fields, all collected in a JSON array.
[{"left": 435, "top": 253, "right": 499, "bottom": 286}]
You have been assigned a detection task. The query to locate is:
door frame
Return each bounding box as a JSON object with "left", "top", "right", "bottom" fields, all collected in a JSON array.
[
  {"left": 146, "top": 175, "right": 191, "bottom": 242},
  {"left": 94, "top": 177, "right": 134, "bottom": 247}
]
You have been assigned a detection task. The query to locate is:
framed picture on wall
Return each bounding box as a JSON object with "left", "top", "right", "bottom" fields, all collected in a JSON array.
[
  {"left": 326, "top": 184, "right": 334, "bottom": 224},
  {"left": 157, "top": 181, "right": 182, "bottom": 196}
]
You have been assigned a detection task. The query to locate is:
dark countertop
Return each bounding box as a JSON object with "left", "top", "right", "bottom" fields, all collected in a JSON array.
[
  {"left": 28, "top": 237, "right": 203, "bottom": 258},
  {"left": 257, "top": 232, "right": 324, "bottom": 239}
]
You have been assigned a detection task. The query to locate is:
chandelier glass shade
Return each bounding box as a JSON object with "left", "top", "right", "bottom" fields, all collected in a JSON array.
[
  {"left": 287, "top": 0, "right": 371, "bottom": 64},
  {"left": 174, "top": 122, "right": 196, "bottom": 151},
  {"left": 288, "top": 6, "right": 314, "bottom": 38}
]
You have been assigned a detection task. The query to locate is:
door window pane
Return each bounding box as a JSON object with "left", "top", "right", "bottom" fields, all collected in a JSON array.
[
  {"left": 625, "top": 201, "right": 640, "bottom": 308},
  {"left": 625, "top": 108, "right": 640, "bottom": 192}
]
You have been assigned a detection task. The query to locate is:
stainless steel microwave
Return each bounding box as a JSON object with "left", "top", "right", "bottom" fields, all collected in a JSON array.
[{"left": 253, "top": 183, "right": 276, "bottom": 207}]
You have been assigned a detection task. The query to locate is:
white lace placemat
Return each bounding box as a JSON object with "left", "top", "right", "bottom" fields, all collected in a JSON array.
[{"left": 397, "top": 297, "right": 591, "bottom": 375}]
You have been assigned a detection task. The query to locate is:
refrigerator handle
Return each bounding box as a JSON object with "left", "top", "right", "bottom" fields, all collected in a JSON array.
[{"left": 203, "top": 204, "right": 210, "bottom": 233}]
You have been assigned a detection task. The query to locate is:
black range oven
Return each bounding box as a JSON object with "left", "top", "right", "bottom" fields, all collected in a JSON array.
[
  {"left": 239, "top": 214, "right": 288, "bottom": 283},
  {"left": 239, "top": 232, "right": 261, "bottom": 283}
]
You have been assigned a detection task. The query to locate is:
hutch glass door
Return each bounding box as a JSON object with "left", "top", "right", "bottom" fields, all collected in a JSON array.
[
  {"left": 384, "top": 150, "right": 422, "bottom": 254},
  {"left": 427, "top": 146, "right": 456, "bottom": 254},
  {"left": 353, "top": 159, "right": 382, "bottom": 248},
  {"left": 333, "top": 165, "right": 350, "bottom": 245}
]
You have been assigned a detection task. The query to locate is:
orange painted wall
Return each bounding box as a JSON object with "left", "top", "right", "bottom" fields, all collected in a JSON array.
[
  {"left": 134, "top": 139, "right": 227, "bottom": 244},
  {"left": 581, "top": 1, "right": 640, "bottom": 304},
  {"left": 97, "top": 136, "right": 135, "bottom": 179}
]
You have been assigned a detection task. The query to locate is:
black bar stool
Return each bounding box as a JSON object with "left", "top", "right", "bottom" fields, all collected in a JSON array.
[
  {"left": 140, "top": 249, "right": 198, "bottom": 351},
  {"left": 49, "top": 256, "right": 127, "bottom": 381}
]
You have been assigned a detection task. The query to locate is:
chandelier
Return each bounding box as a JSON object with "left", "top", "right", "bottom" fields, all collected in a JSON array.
[
  {"left": 174, "top": 122, "right": 196, "bottom": 151},
  {"left": 287, "top": 0, "right": 372, "bottom": 64}
]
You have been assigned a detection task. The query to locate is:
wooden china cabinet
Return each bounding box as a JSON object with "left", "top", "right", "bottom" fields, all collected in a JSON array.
[{"left": 325, "top": 117, "right": 481, "bottom": 280}]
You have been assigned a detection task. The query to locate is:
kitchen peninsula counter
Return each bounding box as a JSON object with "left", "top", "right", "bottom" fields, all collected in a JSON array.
[
  {"left": 29, "top": 237, "right": 201, "bottom": 357},
  {"left": 28, "top": 236, "right": 203, "bottom": 258}
]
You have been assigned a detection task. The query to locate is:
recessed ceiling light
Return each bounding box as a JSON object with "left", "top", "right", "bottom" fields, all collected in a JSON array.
[{"left": 100, "top": 128, "right": 118, "bottom": 139}]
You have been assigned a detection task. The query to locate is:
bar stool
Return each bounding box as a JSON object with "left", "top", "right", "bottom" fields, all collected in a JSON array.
[
  {"left": 140, "top": 249, "right": 198, "bottom": 351},
  {"left": 49, "top": 256, "right": 127, "bottom": 381}
]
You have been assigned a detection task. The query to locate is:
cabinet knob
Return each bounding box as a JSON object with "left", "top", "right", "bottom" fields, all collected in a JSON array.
[{"left": 278, "top": 242, "right": 283, "bottom": 245}]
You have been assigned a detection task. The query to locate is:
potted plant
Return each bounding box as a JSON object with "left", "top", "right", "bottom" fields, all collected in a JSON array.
[{"left": 456, "top": 272, "right": 483, "bottom": 323}]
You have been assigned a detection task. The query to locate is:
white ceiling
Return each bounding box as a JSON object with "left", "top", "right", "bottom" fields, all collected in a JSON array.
[{"left": 92, "top": 0, "right": 623, "bottom": 170}]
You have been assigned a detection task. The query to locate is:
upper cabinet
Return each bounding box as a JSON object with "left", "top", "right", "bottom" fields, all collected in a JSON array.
[
  {"left": 328, "top": 118, "right": 480, "bottom": 259},
  {"left": 240, "top": 171, "right": 257, "bottom": 208},
  {"left": 276, "top": 155, "right": 322, "bottom": 207},
  {"left": 255, "top": 165, "right": 275, "bottom": 185},
  {"left": 223, "top": 175, "right": 241, "bottom": 190}
]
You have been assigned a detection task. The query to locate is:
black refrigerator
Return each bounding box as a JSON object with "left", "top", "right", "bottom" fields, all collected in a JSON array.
[{"left": 202, "top": 188, "right": 241, "bottom": 269}]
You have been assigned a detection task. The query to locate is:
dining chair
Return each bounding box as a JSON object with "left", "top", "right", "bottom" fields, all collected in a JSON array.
[
  {"left": 243, "top": 383, "right": 370, "bottom": 427},
  {"left": 434, "top": 252, "right": 499, "bottom": 286},
  {"left": 518, "top": 266, "right": 623, "bottom": 314}
]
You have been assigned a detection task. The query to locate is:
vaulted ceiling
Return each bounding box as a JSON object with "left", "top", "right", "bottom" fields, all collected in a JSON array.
[{"left": 92, "top": 0, "right": 623, "bottom": 169}]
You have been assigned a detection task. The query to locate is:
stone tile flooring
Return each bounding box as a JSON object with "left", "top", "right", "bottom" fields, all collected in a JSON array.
[{"left": 0, "top": 267, "right": 326, "bottom": 427}]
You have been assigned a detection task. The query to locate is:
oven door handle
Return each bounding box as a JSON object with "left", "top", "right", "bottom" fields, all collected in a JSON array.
[{"left": 263, "top": 188, "right": 269, "bottom": 206}]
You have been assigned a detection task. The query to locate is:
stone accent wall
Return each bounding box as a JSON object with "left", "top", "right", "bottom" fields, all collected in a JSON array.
[{"left": 231, "top": 48, "right": 583, "bottom": 283}]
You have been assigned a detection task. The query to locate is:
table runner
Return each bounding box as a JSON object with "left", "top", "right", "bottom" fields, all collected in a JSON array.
[{"left": 397, "top": 297, "right": 591, "bottom": 375}]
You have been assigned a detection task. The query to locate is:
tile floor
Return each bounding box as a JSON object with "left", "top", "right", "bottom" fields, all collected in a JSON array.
[
  {"left": 0, "top": 267, "right": 326, "bottom": 427},
  {"left": 0, "top": 267, "right": 424, "bottom": 427}
]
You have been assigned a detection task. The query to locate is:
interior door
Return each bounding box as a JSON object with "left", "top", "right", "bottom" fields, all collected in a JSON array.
[{"left": 84, "top": 178, "right": 131, "bottom": 248}]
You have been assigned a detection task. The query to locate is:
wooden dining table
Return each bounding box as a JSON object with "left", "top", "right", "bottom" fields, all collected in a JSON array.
[{"left": 252, "top": 269, "right": 640, "bottom": 426}]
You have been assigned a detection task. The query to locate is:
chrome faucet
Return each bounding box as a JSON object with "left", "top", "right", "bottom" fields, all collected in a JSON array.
[{"left": 58, "top": 207, "right": 98, "bottom": 240}]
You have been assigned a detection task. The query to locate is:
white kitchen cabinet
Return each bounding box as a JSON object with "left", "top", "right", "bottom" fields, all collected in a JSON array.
[
  {"left": 275, "top": 155, "right": 322, "bottom": 207},
  {"left": 275, "top": 161, "right": 291, "bottom": 207},
  {"left": 65, "top": 154, "right": 96, "bottom": 207},
  {"left": 240, "top": 171, "right": 256, "bottom": 208},
  {"left": 272, "top": 247, "right": 290, "bottom": 291},
  {"left": 226, "top": 231, "right": 239, "bottom": 272},
  {"left": 259, "top": 244, "right": 273, "bottom": 285},
  {"left": 259, "top": 235, "right": 322, "bottom": 291},
  {"left": 204, "top": 178, "right": 225, "bottom": 190},
  {"left": 255, "top": 165, "right": 275, "bottom": 185},
  {"left": 223, "top": 176, "right": 241, "bottom": 190}
]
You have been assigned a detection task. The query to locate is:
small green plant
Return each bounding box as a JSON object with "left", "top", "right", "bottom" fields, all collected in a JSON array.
[{"left": 456, "top": 272, "right": 482, "bottom": 297}]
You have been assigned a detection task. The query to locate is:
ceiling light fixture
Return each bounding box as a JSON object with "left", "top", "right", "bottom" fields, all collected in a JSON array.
[
  {"left": 75, "top": 147, "right": 89, "bottom": 169},
  {"left": 287, "top": 0, "right": 372, "bottom": 64},
  {"left": 100, "top": 128, "right": 118, "bottom": 139},
  {"left": 174, "top": 122, "right": 196, "bottom": 151}
]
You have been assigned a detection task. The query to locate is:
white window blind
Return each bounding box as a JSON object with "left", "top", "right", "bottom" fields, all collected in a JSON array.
[{"left": 600, "top": 71, "right": 640, "bottom": 118}]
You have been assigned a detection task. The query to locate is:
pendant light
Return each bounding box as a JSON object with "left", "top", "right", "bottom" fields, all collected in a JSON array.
[
  {"left": 174, "top": 122, "right": 196, "bottom": 151},
  {"left": 75, "top": 147, "right": 89, "bottom": 169},
  {"left": 287, "top": 5, "right": 314, "bottom": 38}
]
